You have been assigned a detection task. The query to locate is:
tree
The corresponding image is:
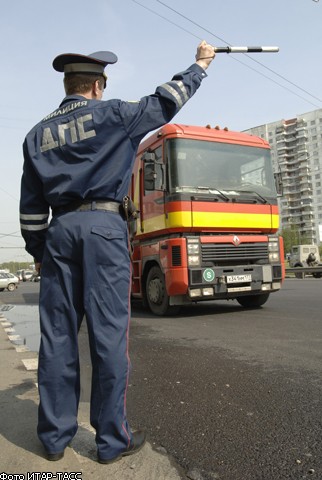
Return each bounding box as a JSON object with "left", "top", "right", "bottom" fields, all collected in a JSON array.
[
  {"left": 0, "top": 261, "right": 32, "bottom": 273},
  {"left": 280, "top": 226, "right": 300, "bottom": 255}
]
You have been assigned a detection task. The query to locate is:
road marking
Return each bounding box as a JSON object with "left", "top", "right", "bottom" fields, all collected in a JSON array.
[
  {"left": 15, "top": 345, "right": 30, "bottom": 353},
  {"left": 0, "top": 305, "right": 15, "bottom": 312},
  {"left": 8, "top": 334, "right": 21, "bottom": 342},
  {"left": 21, "top": 358, "right": 38, "bottom": 370},
  {"left": 1, "top": 321, "right": 12, "bottom": 327},
  {"left": 4, "top": 327, "right": 15, "bottom": 333}
]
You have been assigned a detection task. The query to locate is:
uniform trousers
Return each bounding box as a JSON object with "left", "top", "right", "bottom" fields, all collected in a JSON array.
[{"left": 37, "top": 209, "right": 132, "bottom": 460}]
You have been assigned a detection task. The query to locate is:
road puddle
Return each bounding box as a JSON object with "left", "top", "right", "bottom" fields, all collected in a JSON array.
[{"left": 1, "top": 304, "right": 40, "bottom": 352}]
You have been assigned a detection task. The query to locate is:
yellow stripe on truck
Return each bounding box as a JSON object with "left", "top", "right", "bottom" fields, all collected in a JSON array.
[
  {"left": 141, "top": 211, "right": 279, "bottom": 232},
  {"left": 189, "top": 211, "right": 279, "bottom": 229}
]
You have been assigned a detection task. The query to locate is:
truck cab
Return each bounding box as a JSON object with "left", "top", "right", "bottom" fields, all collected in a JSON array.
[{"left": 130, "top": 124, "right": 285, "bottom": 315}]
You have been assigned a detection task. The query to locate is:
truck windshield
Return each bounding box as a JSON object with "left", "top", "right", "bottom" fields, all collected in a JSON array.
[{"left": 167, "top": 138, "right": 276, "bottom": 199}]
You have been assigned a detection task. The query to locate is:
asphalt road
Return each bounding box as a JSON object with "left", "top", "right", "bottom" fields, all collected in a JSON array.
[{"left": 1, "top": 279, "right": 321, "bottom": 480}]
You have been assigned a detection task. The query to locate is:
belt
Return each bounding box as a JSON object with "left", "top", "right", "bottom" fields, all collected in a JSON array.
[{"left": 52, "top": 200, "right": 121, "bottom": 216}]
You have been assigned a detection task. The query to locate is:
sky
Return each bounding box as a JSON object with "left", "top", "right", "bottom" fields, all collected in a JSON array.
[{"left": 0, "top": 0, "right": 321, "bottom": 264}]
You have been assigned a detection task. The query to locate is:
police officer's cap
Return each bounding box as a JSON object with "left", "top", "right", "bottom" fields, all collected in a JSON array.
[{"left": 52, "top": 51, "right": 118, "bottom": 75}]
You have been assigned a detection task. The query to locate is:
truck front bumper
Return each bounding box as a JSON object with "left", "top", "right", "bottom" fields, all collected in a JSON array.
[{"left": 187, "top": 264, "right": 282, "bottom": 300}]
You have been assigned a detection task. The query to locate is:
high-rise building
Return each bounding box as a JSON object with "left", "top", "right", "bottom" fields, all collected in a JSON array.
[{"left": 245, "top": 108, "right": 322, "bottom": 245}]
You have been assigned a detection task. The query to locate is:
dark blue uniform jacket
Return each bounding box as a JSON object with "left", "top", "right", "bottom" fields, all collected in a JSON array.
[{"left": 20, "top": 63, "right": 207, "bottom": 262}]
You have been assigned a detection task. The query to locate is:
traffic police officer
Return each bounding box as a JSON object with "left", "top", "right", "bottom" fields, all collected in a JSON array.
[{"left": 19, "top": 41, "right": 215, "bottom": 463}]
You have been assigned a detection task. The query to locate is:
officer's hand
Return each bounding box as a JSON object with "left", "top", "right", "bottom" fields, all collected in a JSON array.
[{"left": 195, "top": 40, "right": 215, "bottom": 70}]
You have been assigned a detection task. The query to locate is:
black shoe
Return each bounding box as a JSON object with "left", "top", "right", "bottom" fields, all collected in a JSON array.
[
  {"left": 98, "top": 430, "right": 147, "bottom": 465},
  {"left": 46, "top": 451, "right": 64, "bottom": 461}
]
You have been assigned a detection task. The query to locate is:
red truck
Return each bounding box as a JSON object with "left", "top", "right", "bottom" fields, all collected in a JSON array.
[{"left": 129, "top": 124, "right": 285, "bottom": 315}]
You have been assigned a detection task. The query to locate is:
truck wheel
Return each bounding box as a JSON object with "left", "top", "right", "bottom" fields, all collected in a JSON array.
[
  {"left": 145, "top": 266, "right": 180, "bottom": 316},
  {"left": 236, "top": 293, "right": 270, "bottom": 308},
  {"left": 294, "top": 262, "right": 304, "bottom": 279},
  {"left": 312, "top": 272, "right": 322, "bottom": 278},
  {"left": 0, "top": 288, "right": 4, "bottom": 292},
  {"left": 7, "top": 283, "right": 16, "bottom": 292}
]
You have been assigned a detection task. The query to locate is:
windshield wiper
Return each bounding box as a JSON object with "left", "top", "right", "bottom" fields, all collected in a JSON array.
[
  {"left": 196, "top": 186, "right": 230, "bottom": 202},
  {"left": 235, "top": 189, "right": 268, "bottom": 204}
]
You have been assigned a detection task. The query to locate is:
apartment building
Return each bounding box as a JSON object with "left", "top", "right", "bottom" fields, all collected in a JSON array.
[{"left": 245, "top": 108, "right": 322, "bottom": 245}]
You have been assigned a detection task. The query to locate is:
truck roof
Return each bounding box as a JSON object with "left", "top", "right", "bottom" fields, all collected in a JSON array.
[{"left": 138, "top": 123, "right": 270, "bottom": 154}]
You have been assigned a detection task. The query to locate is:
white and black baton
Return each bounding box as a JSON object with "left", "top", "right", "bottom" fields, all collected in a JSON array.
[{"left": 214, "top": 46, "right": 279, "bottom": 53}]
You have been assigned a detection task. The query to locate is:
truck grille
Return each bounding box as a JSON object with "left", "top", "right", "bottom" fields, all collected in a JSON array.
[{"left": 201, "top": 242, "right": 268, "bottom": 266}]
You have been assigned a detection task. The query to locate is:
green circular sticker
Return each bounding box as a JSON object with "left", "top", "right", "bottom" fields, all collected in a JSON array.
[{"left": 203, "top": 268, "right": 215, "bottom": 282}]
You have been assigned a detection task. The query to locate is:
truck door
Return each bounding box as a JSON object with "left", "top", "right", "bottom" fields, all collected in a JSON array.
[{"left": 141, "top": 146, "right": 166, "bottom": 234}]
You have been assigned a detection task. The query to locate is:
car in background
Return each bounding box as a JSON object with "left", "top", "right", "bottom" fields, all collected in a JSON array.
[
  {"left": 5, "top": 273, "right": 20, "bottom": 283},
  {"left": 0, "top": 272, "right": 19, "bottom": 292},
  {"left": 30, "top": 273, "right": 41, "bottom": 282},
  {"left": 16, "top": 269, "right": 34, "bottom": 281},
  {"left": 16, "top": 270, "right": 24, "bottom": 281},
  {"left": 22, "top": 270, "right": 34, "bottom": 282}
]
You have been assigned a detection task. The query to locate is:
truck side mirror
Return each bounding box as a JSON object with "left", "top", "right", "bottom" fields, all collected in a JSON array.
[
  {"left": 142, "top": 151, "right": 165, "bottom": 192},
  {"left": 142, "top": 152, "right": 156, "bottom": 162},
  {"left": 144, "top": 162, "right": 156, "bottom": 191},
  {"left": 274, "top": 171, "right": 283, "bottom": 196},
  {"left": 142, "top": 151, "right": 157, "bottom": 191}
]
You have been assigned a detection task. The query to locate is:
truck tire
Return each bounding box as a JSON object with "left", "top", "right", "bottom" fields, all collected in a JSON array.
[
  {"left": 145, "top": 266, "right": 180, "bottom": 316},
  {"left": 236, "top": 293, "right": 270, "bottom": 308},
  {"left": 312, "top": 272, "right": 322, "bottom": 278},
  {"left": 7, "top": 283, "right": 16, "bottom": 292},
  {"left": 294, "top": 262, "right": 304, "bottom": 279}
]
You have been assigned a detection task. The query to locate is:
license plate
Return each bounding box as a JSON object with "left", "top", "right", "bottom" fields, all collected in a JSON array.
[
  {"left": 226, "top": 274, "right": 252, "bottom": 283},
  {"left": 227, "top": 286, "right": 252, "bottom": 292}
]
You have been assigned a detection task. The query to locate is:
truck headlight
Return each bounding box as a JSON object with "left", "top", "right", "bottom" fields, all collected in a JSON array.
[
  {"left": 269, "top": 252, "right": 279, "bottom": 262},
  {"left": 268, "top": 237, "right": 280, "bottom": 262},
  {"left": 187, "top": 243, "right": 200, "bottom": 254},
  {"left": 188, "top": 255, "right": 200, "bottom": 266},
  {"left": 187, "top": 238, "right": 200, "bottom": 266},
  {"left": 187, "top": 238, "right": 200, "bottom": 267}
]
